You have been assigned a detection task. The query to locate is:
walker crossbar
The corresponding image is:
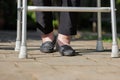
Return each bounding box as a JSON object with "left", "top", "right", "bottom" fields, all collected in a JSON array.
[
  {"left": 16, "top": 0, "right": 119, "bottom": 58},
  {"left": 28, "top": 6, "right": 111, "bottom": 12}
]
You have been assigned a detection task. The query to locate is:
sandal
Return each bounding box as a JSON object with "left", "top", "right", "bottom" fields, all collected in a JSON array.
[
  {"left": 40, "top": 41, "right": 55, "bottom": 53},
  {"left": 40, "top": 35, "right": 57, "bottom": 53},
  {"left": 56, "top": 43, "right": 76, "bottom": 56}
]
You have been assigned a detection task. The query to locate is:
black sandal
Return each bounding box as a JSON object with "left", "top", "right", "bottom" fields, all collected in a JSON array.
[
  {"left": 40, "top": 36, "right": 57, "bottom": 53},
  {"left": 56, "top": 43, "right": 76, "bottom": 56},
  {"left": 40, "top": 41, "right": 55, "bottom": 53}
]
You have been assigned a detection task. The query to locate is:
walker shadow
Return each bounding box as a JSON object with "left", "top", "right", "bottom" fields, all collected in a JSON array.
[
  {"left": 26, "top": 45, "right": 113, "bottom": 59},
  {"left": 0, "top": 45, "right": 14, "bottom": 50},
  {"left": 75, "top": 48, "right": 112, "bottom": 56}
]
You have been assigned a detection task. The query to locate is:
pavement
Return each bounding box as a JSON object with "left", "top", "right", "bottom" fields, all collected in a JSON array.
[{"left": 0, "top": 31, "right": 120, "bottom": 80}]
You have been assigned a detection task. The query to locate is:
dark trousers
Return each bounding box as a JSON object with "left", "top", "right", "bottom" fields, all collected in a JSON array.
[{"left": 32, "top": 0, "right": 80, "bottom": 35}]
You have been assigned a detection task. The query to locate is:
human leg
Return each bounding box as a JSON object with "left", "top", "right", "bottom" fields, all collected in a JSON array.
[
  {"left": 57, "top": 0, "right": 79, "bottom": 56},
  {"left": 32, "top": 0, "right": 55, "bottom": 53}
]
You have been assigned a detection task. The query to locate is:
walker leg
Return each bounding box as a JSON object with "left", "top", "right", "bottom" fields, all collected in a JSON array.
[
  {"left": 15, "top": 0, "right": 22, "bottom": 51},
  {"left": 110, "top": 0, "right": 119, "bottom": 57},
  {"left": 19, "top": 0, "right": 27, "bottom": 58},
  {"left": 96, "top": 0, "right": 104, "bottom": 51}
]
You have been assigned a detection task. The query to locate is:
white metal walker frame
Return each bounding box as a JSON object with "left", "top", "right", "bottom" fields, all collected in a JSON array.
[{"left": 15, "top": 0, "right": 119, "bottom": 58}]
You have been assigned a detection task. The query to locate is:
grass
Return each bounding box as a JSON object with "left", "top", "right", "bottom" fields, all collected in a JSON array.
[{"left": 75, "top": 33, "right": 120, "bottom": 43}]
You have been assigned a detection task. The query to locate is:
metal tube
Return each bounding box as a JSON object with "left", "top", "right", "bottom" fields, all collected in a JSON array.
[
  {"left": 19, "top": 0, "right": 27, "bottom": 58},
  {"left": 15, "top": 0, "right": 21, "bottom": 51},
  {"left": 97, "top": 0, "right": 102, "bottom": 39},
  {"left": 17, "top": 0, "right": 119, "bottom": 58},
  {"left": 28, "top": 6, "right": 111, "bottom": 12},
  {"left": 110, "top": 0, "right": 119, "bottom": 57},
  {"left": 96, "top": 0, "right": 104, "bottom": 51}
]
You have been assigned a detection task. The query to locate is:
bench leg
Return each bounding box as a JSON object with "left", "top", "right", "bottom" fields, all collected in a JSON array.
[{"left": 19, "top": 0, "right": 27, "bottom": 58}]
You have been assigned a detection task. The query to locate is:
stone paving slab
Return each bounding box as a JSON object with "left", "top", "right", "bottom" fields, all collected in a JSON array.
[{"left": 0, "top": 31, "right": 120, "bottom": 80}]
